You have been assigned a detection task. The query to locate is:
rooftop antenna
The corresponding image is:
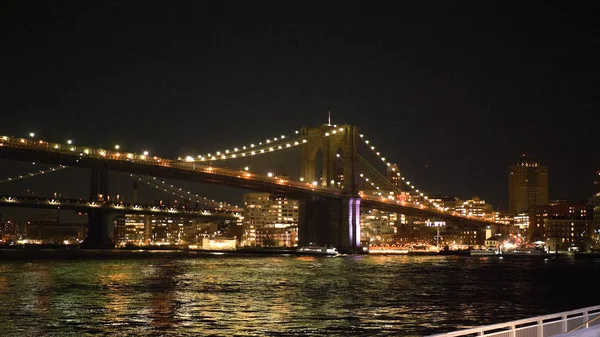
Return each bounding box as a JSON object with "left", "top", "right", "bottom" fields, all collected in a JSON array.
[{"left": 328, "top": 110, "right": 331, "bottom": 126}]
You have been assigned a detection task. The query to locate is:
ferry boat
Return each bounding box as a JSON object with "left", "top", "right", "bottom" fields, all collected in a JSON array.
[
  {"left": 502, "top": 247, "right": 548, "bottom": 258},
  {"left": 470, "top": 248, "right": 499, "bottom": 256},
  {"left": 297, "top": 244, "right": 339, "bottom": 256}
]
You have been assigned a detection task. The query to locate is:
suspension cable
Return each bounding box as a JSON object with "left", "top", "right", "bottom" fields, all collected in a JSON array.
[{"left": 0, "top": 165, "right": 68, "bottom": 184}]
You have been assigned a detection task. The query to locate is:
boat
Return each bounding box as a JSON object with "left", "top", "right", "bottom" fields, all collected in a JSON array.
[
  {"left": 470, "top": 248, "right": 499, "bottom": 256},
  {"left": 501, "top": 247, "right": 548, "bottom": 258},
  {"left": 297, "top": 243, "right": 339, "bottom": 256}
]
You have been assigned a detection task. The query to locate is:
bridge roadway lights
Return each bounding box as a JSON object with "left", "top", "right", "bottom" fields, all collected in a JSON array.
[
  {"left": 80, "top": 209, "right": 116, "bottom": 249},
  {"left": 298, "top": 195, "right": 362, "bottom": 254}
]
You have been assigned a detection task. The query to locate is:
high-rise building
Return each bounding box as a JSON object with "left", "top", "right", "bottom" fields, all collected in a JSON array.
[
  {"left": 508, "top": 155, "right": 548, "bottom": 214},
  {"left": 387, "top": 164, "right": 402, "bottom": 190},
  {"left": 242, "top": 192, "right": 299, "bottom": 247},
  {"left": 595, "top": 170, "right": 600, "bottom": 195}
]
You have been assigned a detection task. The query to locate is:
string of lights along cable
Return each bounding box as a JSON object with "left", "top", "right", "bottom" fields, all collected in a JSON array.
[
  {"left": 358, "top": 132, "right": 444, "bottom": 211},
  {"left": 0, "top": 165, "right": 67, "bottom": 184},
  {"left": 1, "top": 126, "right": 451, "bottom": 214}
]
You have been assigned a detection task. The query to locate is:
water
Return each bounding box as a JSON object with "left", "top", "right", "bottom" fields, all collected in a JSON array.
[{"left": 0, "top": 250, "right": 599, "bottom": 336}]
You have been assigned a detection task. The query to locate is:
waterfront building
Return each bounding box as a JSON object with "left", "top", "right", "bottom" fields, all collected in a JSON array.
[
  {"left": 484, "top": 235, "right": 501, "bottom": 249},
  {"left": 508, "top": 154, "right": 549, "bottom": 214},
  {"left": 25, "top": 212, "right": 86, "bottom": 244},
  {"left": 255, "top": 226, "right": 298, "bottom": 247},
  {"left": 242, "top": 192, "right": 299, "bottom": 247},
  {"left": 544, "top": 203, "right": 592, "bottom": 251},
  {"left": 440, "top": 226, "right": 483, "bottom": 248},
  {"left": 528, "top": 205, "right": 550, "bottom": 242},
  {"left": 595, "top": 170, "right": 600, "bottom": 194},
  {"left": 361, "top": 209, "right": 398, "bottom": 245},
  {"left": 115, "top": 214, "right": 222, "bottom": 247},
  {"left": 115, "top": 214, "right": 146, "bottom": 245}
]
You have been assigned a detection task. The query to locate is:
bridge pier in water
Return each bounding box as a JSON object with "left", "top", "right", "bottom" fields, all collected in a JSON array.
[
  {"left": 81, "top": 209, "right": 116, "bottom": 249},
  {"left": 82, "top": 168, "right": 116, "bottom": 248},
  {"left": 298, "top": 196, "right": 361, "bottom": 254}
]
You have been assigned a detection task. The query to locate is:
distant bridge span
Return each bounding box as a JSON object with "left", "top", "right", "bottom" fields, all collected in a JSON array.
[{"left": 0, "top": 195, "right": 239, "bottom": 220}]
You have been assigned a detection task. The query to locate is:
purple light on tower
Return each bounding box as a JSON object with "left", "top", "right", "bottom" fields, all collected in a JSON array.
[
  {"left": 348, "top": 198, "right": 354, "bottom": 245},
  {"left": 354, "top": 198, "right": 361, "bottom": 247}
]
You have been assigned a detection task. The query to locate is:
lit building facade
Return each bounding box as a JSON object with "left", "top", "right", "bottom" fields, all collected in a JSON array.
[
  {"left": 0, "top": 216, "right": 18, "bottom": 242},
  {"left": 529, "top": 205, "right": 550, "bottom": 242},
  {"left": 242, "top": 192, "right": 299, "bottom": 247},
  {"left": 428, "top": 195, "right": 458, "bottom": 213},
  {"left": 592, "top": 193, "right": 600, "bottom": 248},
  {"left": 441, "top": 227, "right": 482, "bottom": 248},
  {"left": 456, "top": 197, "right": 493, "bottom": 219},
  {"left": 513, "top": 213, "right": 529, "bottom": 236},
  {"left": 361, "top": 209, "right": 398, "bottom": 245},
  {"left": 255, "top": 227, "right": 298, "bottom": 247},
  {"left": 494, "top": 212, "right": 513, "bottom": 226},
  {"left": 508, "top": 155, "right": 549, "bottom": 214},
  {"left": 540, "top": 203, "right": 592, "bottom": 251},
  {"left": 115, "top": 214, "right": 146, "bottom": 245},
  {"left": 115, "top": 214, "right": 219, "bottom": 247}
]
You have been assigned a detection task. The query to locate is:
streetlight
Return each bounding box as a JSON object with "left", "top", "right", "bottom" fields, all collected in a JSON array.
[
  {"left": 115, "top": 145, "right": 120, "bottom": 150},
  {"left": 29, "top": 132, "right": 35, "bottom": 138},
  {"left": 267, "top": 172, "right": 273, "bottom": 177},
  {"left": 143, "top": 151, "right": 149, "bottom": 156},
  {"left": 67, "top": 140, "right": 72, "bottom": 145},
  {"left": 244, "top": 166, "right": 249, "bottom": 171}
]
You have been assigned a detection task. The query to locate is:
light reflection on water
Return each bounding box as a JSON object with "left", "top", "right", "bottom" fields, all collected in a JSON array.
[{"left": 0, "top": 252, "right": 598, "bottom": 336}]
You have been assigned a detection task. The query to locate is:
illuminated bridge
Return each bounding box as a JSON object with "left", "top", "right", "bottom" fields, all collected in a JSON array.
[
  {"left": 0, "top": 195, "right": 239, "bottom": 220},
  {"left": 0, "top": 123, "right": 503, "bottom": 252}
]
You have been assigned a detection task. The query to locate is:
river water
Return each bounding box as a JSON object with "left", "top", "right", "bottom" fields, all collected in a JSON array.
[{"left": 0, "top": 250, "right": 598, "bottom": 336}]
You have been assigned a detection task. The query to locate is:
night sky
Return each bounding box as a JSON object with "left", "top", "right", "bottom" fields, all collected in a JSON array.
[{"left": 1, "top": 1, "right": 599, "bottom": 221}]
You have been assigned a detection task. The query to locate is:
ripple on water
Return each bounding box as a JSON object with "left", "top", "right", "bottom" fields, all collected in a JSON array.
[{"left": 0, "top": 252, "right": 599, "bottom": 336}]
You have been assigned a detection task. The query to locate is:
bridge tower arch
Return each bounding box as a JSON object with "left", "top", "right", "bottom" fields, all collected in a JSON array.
[
  {"left": 298, "top": 124, "right": 362, "bottom": 253},
  {"left": 299, "top": 124, "right": 359, "bottom": 195}
]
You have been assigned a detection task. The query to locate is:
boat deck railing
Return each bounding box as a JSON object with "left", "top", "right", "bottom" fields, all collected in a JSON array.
[{"left": 428, "top": 305, "right": 600, "bottom": 337}]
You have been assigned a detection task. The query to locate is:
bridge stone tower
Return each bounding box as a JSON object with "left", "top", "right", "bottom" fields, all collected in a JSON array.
[
  {"left": 299, "top": 124, "right": 359, "bottom": 194},
  {"left": 81, "top": 168, "right": 115, "bottom": 249},
  {"left": 298, "top": 124, "right": 362, "bottom": 253}
]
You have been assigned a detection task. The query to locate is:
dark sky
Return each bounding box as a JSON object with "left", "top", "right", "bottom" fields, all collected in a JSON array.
[{"left": 1, "top": 0, "right": 599, "bottom": 220}]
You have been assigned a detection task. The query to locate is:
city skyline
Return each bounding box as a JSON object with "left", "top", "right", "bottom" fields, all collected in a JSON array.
[
  {"left": 1, "top": 1, "right": 599, "bottom": 212},
  {"left": 1, "top": 3, "right": 599, "bottom": 336}
]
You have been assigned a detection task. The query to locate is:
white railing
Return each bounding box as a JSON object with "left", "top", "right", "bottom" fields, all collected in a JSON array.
[{"left": 428, "top": 305, "right": 600, "bottom": 337}]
